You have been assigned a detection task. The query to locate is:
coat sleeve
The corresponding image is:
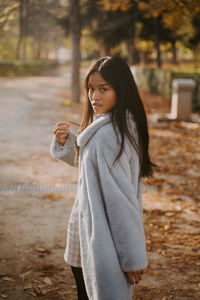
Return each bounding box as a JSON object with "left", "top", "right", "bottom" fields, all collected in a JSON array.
[
  {"left": 93, "top": 133, "right": 148, "bottom": 272},
  {"left": 50, "top": 128, "right": 77, "bottom": 167}
]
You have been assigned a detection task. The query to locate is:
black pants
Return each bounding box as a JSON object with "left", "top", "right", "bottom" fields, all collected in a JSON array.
[{"left": 71, "top": 266, "right": 89, "bottom": 300}]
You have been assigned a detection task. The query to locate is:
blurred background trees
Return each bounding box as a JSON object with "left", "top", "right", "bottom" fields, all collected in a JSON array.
[
  {"left": 1, "top": 0, "right": 200, "bottom": 64},
  {"left": 1, "top": 0, "right": 200, "bottom": 103},
  {"left": 0, "top": 0, "right": 65, "bottom": 60}
]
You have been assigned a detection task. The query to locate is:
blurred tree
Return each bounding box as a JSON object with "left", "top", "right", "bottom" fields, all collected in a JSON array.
[
  {"left": 188, "top": 12, "right": 200, "bottom": 48},
  {"left": 138, "top": 0, "right": 200, "bottom": 66},
  {"left": 27, "top": 0, "right": 63, "bottom": 60},
  {"left": 82, "top": 0, "right": 140, "bottom": 64},
  {"left": 69, "top": 0, "right": 81, "bottom": 103},
  {"left": 0, "top": 1, "right": 17, "bottom": 59},
  {"left": 138, "top": 14, "right": 183, "bottom": 66},
  {"left": 0, "top": 0, "right": 19, "bottom": 31},
  {"left": 185, "top": 12, "right": 200, "bottom": 64},
  {"left": 100, "top": 0, "right": 200, "bottom": 67},
  {"left": 0, "top": 0, "right": 65, "bottom": 60},
  {"left": 16, "top": 0, "right": 30, "bottom": 60},
  {"left": 99, "top": 0, "right": 133, "bottom": 11},
  {"left": 92, "top": 8, "right": 136, "bottom": 62}
]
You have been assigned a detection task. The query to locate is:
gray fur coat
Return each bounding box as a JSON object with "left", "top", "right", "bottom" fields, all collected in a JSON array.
[{"left": 50, "top": 111, "right": 148, "bottom": 300}]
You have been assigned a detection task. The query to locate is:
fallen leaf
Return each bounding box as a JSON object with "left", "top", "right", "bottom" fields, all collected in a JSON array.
[
  {"left": 41, "top": 287, "right": 60, "bottom": 295},
  {"left": 1, "top": 277, "right": 15, "bottom": 283},
  {"left": 41, "top": 193, "right": 61, "bottom": 201},
  {"left": 164, "top": 224, "right": 170, "bottom": 230},
  {"left": 34, "top": 247, "right": 51, "bottom": 255},
  {"left": 24, "top": 283, "right": 33, "bottom": 290},
  {"left": 19, "top": 270, "right": 32, "bottom": 278},
  {"left": 43, "top": 276, "right": 52, "bottom": 285},
  {"left": 35, "top": 247, "right": 47, "bottom": 253},
  {"left": 165, "top": 212, "right": 174, "bottom": 217},
  {"left": 34, "top": 286, "right": 41, "bottom": 295},
  {"left": 150, "top": 272, "right": 160, "bottom": 276}
]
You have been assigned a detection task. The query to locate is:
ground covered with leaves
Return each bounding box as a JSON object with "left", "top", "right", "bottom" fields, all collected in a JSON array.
[{"left": 0, "top": 69, "right": 199, "bottom": 299}]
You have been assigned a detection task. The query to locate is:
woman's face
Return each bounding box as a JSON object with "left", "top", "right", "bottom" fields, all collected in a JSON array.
[{"left": 88, "top": 71, "right": 116, "bottom": 114}]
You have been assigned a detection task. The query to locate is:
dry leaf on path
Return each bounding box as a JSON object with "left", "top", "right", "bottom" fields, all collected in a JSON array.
[
  {"left": 1, "top": 277, "right": 15, "bottom": 283},
  {"left": 19, "top": 269, "right": 32, "bottom": 278},
  {"left": 23, "top": 283, "right": 33, "bottom": 290},
  {"left": 43, "top": 276, "right": 53, "bottom": 285}
]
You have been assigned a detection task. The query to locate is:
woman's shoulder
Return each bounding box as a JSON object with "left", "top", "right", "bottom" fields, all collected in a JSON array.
[
  {"left": 93, "top": 122, "right": 116, "bottom": 148},
  {"left": 94, "top": 111, "right": 137, "bottom": 145}
]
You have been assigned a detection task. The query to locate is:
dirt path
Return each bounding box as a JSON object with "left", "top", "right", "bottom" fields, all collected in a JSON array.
[{"left": 0, "top": 66, "right": 199, "bottom": 299}]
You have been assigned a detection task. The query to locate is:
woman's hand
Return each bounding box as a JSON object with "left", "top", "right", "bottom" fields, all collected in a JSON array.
[
  {"left": 53, "top": 122, "right": 70, "bottom": 146},
  {"left": 125, "top": 269, "right": 145, "bottom": 285}
]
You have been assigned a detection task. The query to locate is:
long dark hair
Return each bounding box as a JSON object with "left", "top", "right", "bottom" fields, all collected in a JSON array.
[{"left": 74, "top": 56, "right": 157, "bottom": 178}]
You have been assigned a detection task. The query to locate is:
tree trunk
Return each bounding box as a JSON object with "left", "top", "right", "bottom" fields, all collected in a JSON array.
[
  {"left": 172, "top": 40, "right": 178, "bottom": 65},
  {"left": 22, "top": 37, "right": 27, "bottom": 61},
  {"left": 36, "top": 39, "right": 42, "bottom": 60},
  {"left": 69, "top": 0, "right": 81, "bottom": 103},
  {"left": 22, "top": 0, "right": 30, "bottom": 61},
  {"left": 154, "top": 16, "right": 161, "bottom": 68},
  {"left": 16, "top": 0, "right": 24, "bottom": 60}
]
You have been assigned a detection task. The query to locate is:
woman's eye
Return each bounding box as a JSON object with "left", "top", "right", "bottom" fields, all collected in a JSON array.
[
  {"left": 88, "top": 87, "right": 94, "bottom": 92},
  {"left": 100, "top": 88, "right": 106, "bottom": 92}
]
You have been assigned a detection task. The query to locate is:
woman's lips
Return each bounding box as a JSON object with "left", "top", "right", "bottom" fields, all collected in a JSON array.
[{"left": 93, "top": 104, "right": 102, "bottom": 108}]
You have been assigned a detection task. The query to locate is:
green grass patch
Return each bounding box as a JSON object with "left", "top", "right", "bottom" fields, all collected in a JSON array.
[{"left": 0, "top": 60, "right": 57, "bottom": 77}]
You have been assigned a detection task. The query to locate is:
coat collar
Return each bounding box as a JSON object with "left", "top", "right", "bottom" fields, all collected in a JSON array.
[
  {"left": 77, "top": 110, "right": 135, "bottom": 148},
  {"left": 77, "top": 112, "right": 112, "bottom": 148}
]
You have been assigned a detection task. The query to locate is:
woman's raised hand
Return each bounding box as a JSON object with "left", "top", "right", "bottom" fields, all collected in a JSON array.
[
  {"left": 126, "top": 269, "right": 145, "bottom": 285},
  {"left": 53, "top": 122, "right": 70, "bottom": 146}
]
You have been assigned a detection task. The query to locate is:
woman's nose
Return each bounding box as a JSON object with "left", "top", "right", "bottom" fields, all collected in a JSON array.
[{"left": 92, "top": 90, "right": 100, "bottom": 100}]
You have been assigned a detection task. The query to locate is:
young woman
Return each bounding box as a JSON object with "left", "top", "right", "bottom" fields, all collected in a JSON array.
[{"left": 50, "top": 56, "right": 156, "bottom": 300}]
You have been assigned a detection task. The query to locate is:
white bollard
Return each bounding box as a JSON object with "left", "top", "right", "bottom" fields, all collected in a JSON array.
[{"left": 169, "top": 79, "right": 196, "bottom": 121}]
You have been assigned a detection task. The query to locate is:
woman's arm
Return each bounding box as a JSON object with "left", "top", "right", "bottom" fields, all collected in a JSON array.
[{"left": 50, "top": 128, "right": 77, "bottom": 167}]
